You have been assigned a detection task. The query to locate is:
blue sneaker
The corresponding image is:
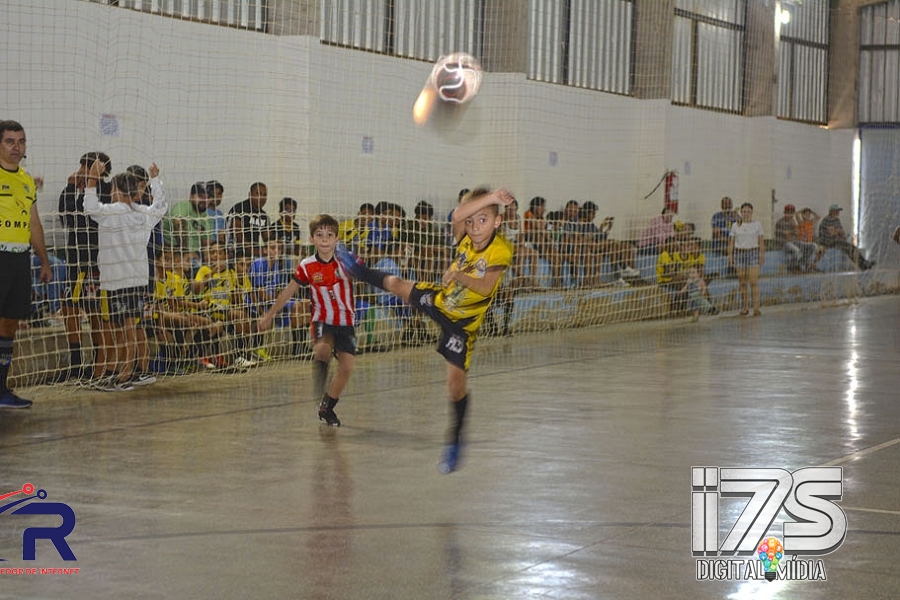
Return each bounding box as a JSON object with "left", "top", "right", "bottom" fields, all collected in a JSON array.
[
  {"left": 0, "top": 390, "right": 33, "bottom": 409},
  {"left": 334, "top": 242, "right": 365, "bottom": 279},
  {"left": 437, "top": 443, "right": 461, "bottom": 474}
]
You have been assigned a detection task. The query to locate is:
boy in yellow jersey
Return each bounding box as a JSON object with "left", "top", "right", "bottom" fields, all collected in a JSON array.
[
  {"left": 336, "top": 187, "right": 515, "bottom": 473},
  {"left": 193, "top": 241, "right": 257, "bottom": 369},
  {"left": 154, "top": 248, "right": 224, "bottom": 370},
  {"left": 0, "top": 120, "right": 52, "bottom": 408}
]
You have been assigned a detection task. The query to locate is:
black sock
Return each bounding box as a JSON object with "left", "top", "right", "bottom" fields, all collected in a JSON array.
[
  {"left": 320, "top": 393, "right": 338, "bottom": 411},
  {"left": 448, "top": 394, "right": 469, "bottom": 445},
  {"left": 69, "top": 343, "right": 83, "bottom": 369},
  {"left": 353, "top": 262, "right": 388, "bottom": 290},
  {"left": 312, "top": 360, "right": 328, "bottom": 400},
  {"left": 0, "top": 337, "right": 13, "bottom": 392}
]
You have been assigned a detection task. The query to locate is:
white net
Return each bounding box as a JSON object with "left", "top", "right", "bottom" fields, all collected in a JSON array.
[{"left": 3, "top": 0, "right": 899, "bottom": 395}]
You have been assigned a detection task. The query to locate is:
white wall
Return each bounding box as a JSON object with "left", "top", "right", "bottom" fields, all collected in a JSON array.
[{"left": 3, "top": 0, "right": 853, "bottom": 241}]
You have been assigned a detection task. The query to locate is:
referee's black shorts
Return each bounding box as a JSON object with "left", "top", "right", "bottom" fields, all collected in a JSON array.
[{"left": 0, "top": 251, "right": 33, "bottom": 320}]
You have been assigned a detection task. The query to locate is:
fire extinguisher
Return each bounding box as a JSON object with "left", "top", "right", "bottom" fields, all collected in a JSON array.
[{"left": 664, "top": 170, "right": 679, "bottom": 214}]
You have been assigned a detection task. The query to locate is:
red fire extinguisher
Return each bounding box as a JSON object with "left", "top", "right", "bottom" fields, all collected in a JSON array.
[{"left": 664, "top": 170, "right": 679, "bottom": 214}]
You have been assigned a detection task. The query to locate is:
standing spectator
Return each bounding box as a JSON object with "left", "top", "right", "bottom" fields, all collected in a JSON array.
[
  {"left": 83, "top": 160, "right": 167, "bottom": 390},
  {"left": 164, "top": 181, "right": 211, "bottom": 264},
  {"left": 58, "top": 151, "right": 113, "bottom": 381},
  {"left": 728, "top": 202, "right": 765, "bottom": 316},
  {"left": 775, "top": 204, "right": 817, "bottom": 272},
  {"left": 818, "top": 204, "right": 874, "bottom": 270},
  {"left": 0, "top": 120, "right": 52, "bottom": 408},
  {"left": 227, "top": 182, "right": 270, "bottom": 258},
  {"left": 638, "top": 207, "right": 676, "bottom": 254},
  {"left": 206, "top": 180, "right": 227, "bottom": 243},
  {"left": 269, "top": 197, "right": 304, "bottom": 257},
  {"left": 710, "top": 196, "right": 738, "bottom": 254}
]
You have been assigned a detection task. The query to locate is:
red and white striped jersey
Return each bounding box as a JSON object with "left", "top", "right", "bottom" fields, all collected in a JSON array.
[{"left": 293, "top": 254, "right": 355, "bottom": 326}]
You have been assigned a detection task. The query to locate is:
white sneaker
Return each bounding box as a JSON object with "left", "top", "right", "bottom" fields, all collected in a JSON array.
[
  {"left": 132, "top": 373, "right": 157, "bottom": 387},
  {"left": 613, "top": 278, "right": 630, "bottom": 287},
  {"left": 233, "top": 355, "right": 258, "bottom": 369},
  {"left": 621, "top": 266, "right": 641, "bottom": 278}
]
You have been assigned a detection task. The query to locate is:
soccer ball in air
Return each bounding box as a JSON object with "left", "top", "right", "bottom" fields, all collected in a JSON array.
[{"left": 430, "top": 52, "right": 483, "bottom": 104}]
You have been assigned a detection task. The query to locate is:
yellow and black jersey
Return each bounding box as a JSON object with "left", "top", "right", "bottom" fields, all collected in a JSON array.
[
  {"left": 0, "top": 166, "right": 36, "bottom": 251},
  {"left": 436, "top": 232, "right": 513, "bottom": 323}
]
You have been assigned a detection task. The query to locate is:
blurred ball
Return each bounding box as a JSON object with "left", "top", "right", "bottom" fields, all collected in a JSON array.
[{"left": 430, "top": 52, "right": 483, "bottom": 104}]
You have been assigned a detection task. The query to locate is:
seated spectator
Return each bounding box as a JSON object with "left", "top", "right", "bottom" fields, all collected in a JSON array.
[
  {"left": 674, "top": 219, "right": 696, "bottom": 242},
  {"left": 193, "top": 241, "right": 259, "bottom": 369},
  {"left": 680, "top": 266, "right": 717, "bottom": 321},
  {"left": 523, "top": 196, "right": 562, "bottom": 287},
  {"left": 403, "top": 200, "right": 446, "bottom": 283},
  {"left": 249, "top": 239, "right": 308, "bottom": 342},
  {"left": 367, "top": 201, "right": 400, "bottom": 254},
  {"left": 676, "top": 237, "right": 707, "bottom": 280},
  {"left": 270, "top": 197, "right": 304, "bottom": 257},
  {"left": 31, "top": 253, "right": 67, "bottom": 325},
  {"left": 153, "top": 248, "right": 225, "bottom": 370},
  {"left": 638, "top": 207, "right": 676, "bottom": 254},
  {"left": 710, "top": 196, "right": 738, "bottom": 254},
  {"left": 501, "top": 198, "right": 539, "bottom": 287},
  {"left": 775, "top": 204, "right": 818, "bottom": 272},
  {"left": 557, "top": 200, "right": 584, "bottom": 286},
  {"left": 580, "top": 202, "right": 640, "bottom": 284},
  {"left": 818, "top": 204, "right": 874, "bottom": 270},
  {"left": 339, "top": 203, "right": 374, "bottom": 253},
  {"left": 656, "top": 238, "right": 688, "bottom": 312}
]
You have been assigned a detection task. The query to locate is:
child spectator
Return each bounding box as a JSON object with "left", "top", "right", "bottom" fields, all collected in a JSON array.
[
  {"left": 259, "top": 215, "right": 351, "bottom": 427},
  {"left": 335, "top": 188, "right": 515, "bottom": 474},
  {"left": 681, "top": 266, "right": 716, "bottom": 322},
  {"left": 82, "top": 160, "right": 168, "bottom": 390},
  {"left": 154, "top": 248, "right": 225, "bottom": 370},
  {"left": 249, "top": 239, "right": 307, "bottom": 360},
  {"left": 193, "top": 241, "right": 259, "bottom": 369}
]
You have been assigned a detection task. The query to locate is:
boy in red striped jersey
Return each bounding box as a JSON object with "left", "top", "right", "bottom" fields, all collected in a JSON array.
[{"left": 258, "top": 214, "right": 355, "bottom": 426}]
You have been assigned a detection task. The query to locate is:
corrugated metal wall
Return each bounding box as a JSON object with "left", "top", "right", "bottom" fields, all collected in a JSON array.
[
  {"left": 392, "top": 0, "right": 482, "bottom": 60},
  {"left": 85, "top": 0, "right": 267, "bottom": 30},
  {"left": 528, "top": 0, "right": 633, "bottom": 96},
  {"left": 776, "top": 0, "right": 828, "bottom": 123},
  {"left": 672, "top": 0, "right": 745, "bottom": 112},
  {"left": 320, "top": 0, "right": 482, "bottom": 60},
  {"left": 859, "top": 0, "right": 900, "bottom": 124}
]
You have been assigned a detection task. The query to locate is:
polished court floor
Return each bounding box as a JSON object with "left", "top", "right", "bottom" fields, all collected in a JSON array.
[{"left": 1, "top": 295, "right": 899, "bottom": 599}]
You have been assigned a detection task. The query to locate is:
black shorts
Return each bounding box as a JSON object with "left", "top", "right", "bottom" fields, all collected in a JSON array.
[
  {"left": 312, "top": 322, "right": 357, "bottom": 356},
  {"left": 0, "top": 251, "right": 32, "bottom": 320},
  {"left": 64, "top": 265, "right": 102, "bottom": 309},
  {"left": 102, "top": 287, "right": 147, "bottom": 325},
  {"left": 409, "top": 284, "right": 477, "bottom": 371}
]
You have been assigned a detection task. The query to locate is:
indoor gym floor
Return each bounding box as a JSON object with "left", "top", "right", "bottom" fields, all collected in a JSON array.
[{"left": 1, "top": 295, "right": 898, "bottom": 599}]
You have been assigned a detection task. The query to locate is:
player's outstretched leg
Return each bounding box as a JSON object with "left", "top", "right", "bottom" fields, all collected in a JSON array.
[
  {"left": 438, "top": 394, "right": 468, "bottom": 474},
  {"left": 318, "top": 394, "right": 341, "bottom": 427},
  {"left": 334, "top": 243, "right": 387, "bottom": 290}
]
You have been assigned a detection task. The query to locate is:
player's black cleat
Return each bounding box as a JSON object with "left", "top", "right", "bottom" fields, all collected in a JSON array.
[{"left": 318, "top": 395, "right": 341, "bottom": 427}]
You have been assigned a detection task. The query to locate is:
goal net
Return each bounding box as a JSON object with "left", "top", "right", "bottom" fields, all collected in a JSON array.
[{"left": 3, "top": 0, "right": 898, "bottom": 394}]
